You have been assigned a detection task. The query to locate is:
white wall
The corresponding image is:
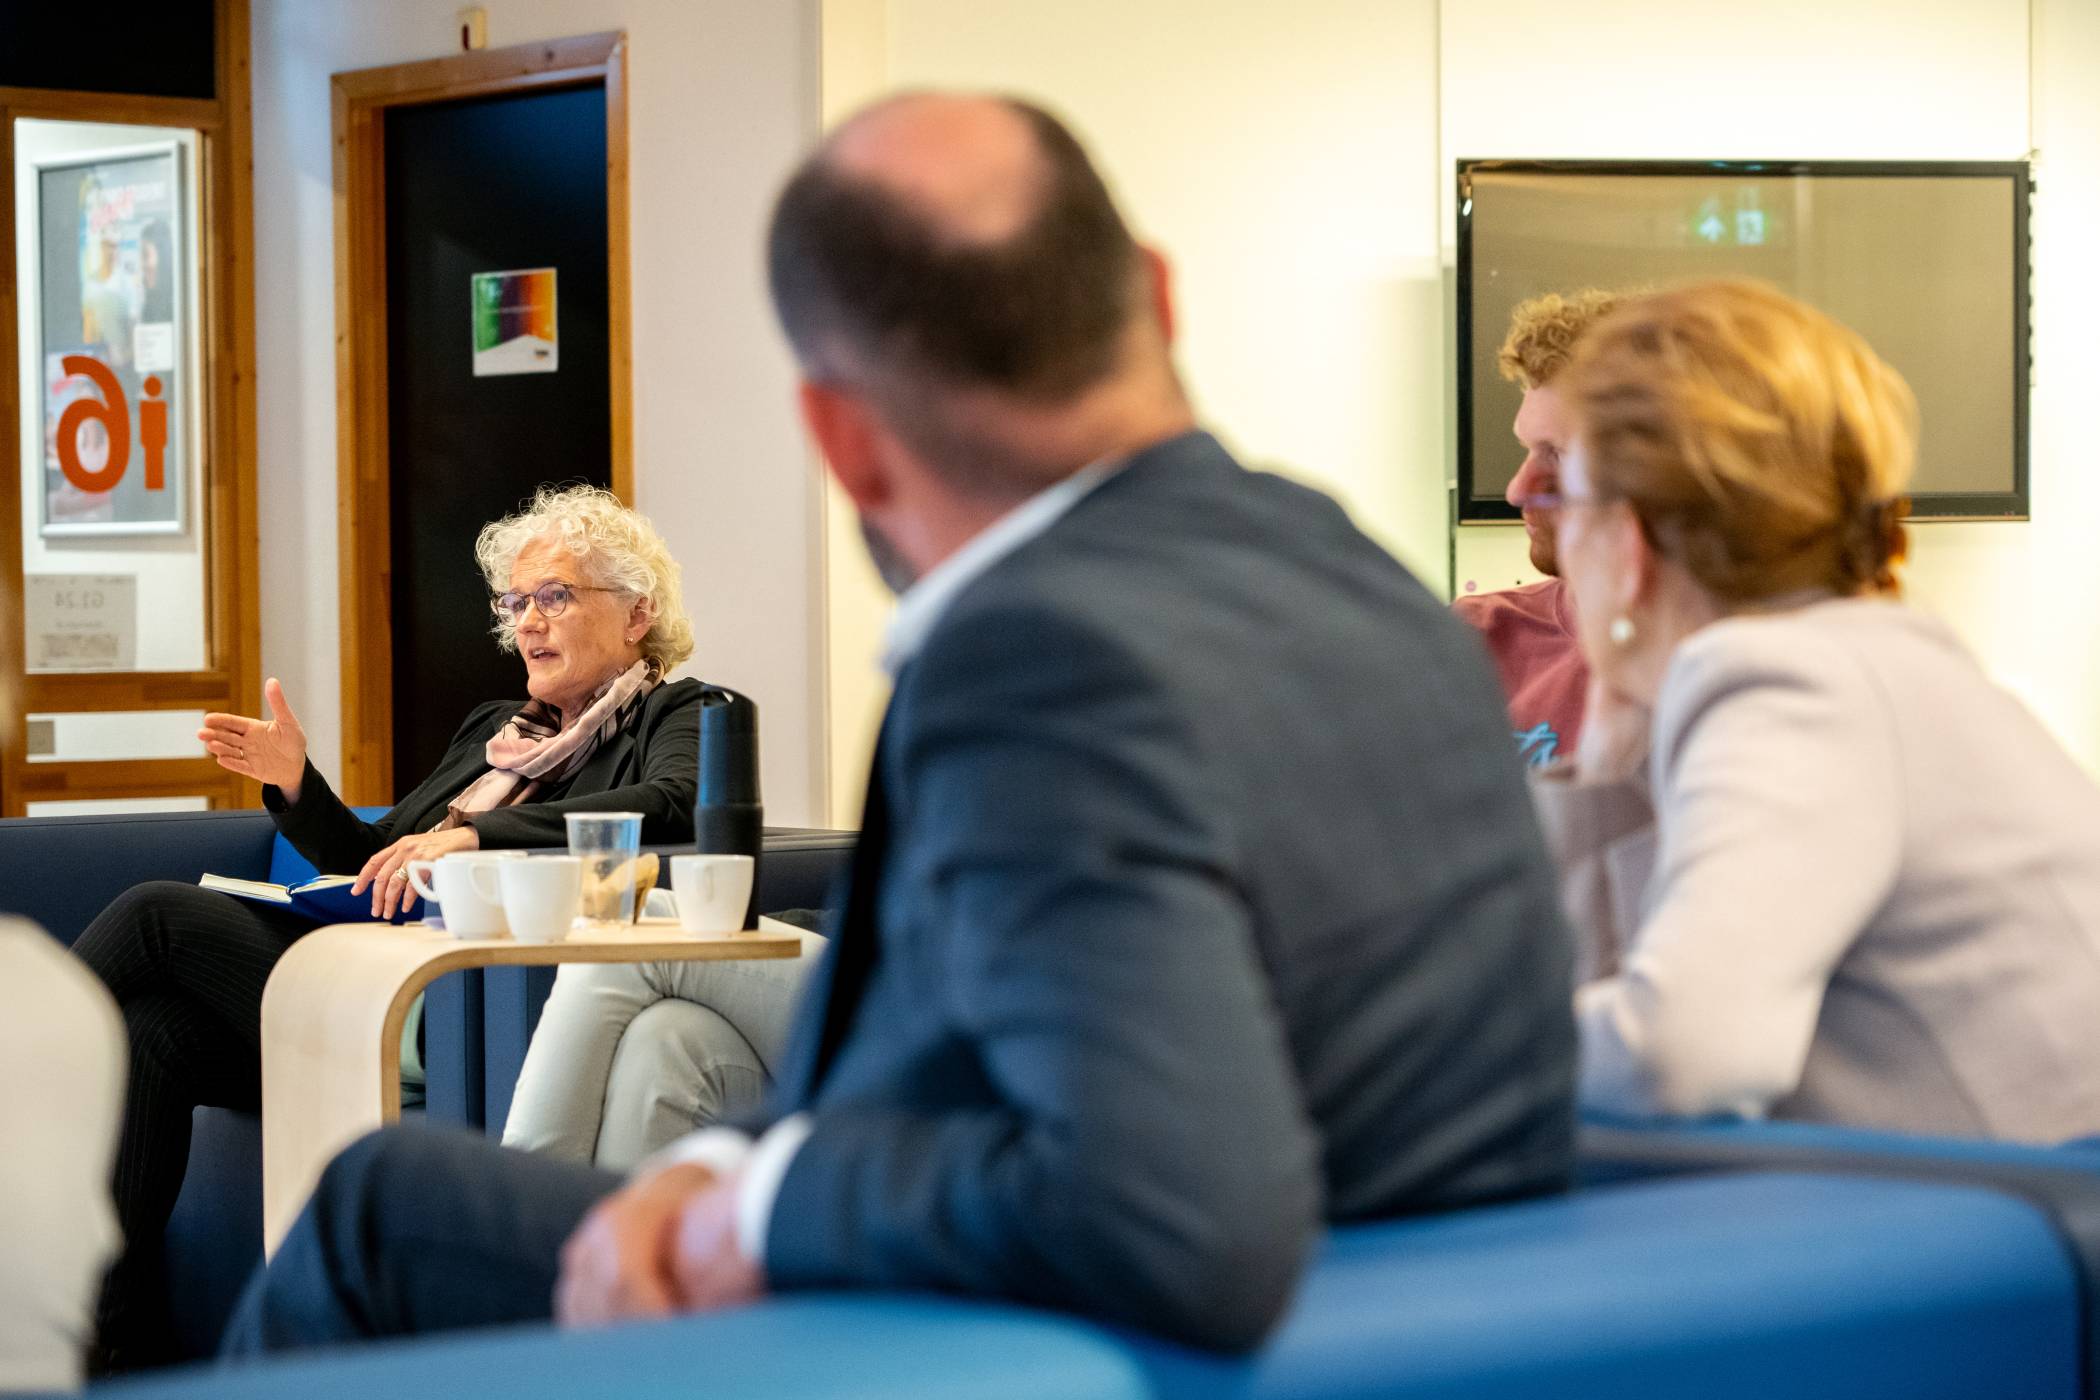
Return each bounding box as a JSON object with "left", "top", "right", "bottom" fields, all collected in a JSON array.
[
  {"left": 246, "top": 0, "right": 2100, "bottom": 824},
  {"left": 815, "top": 0, "right": 896, "bottom": 827},
  {"left": 819, "top": 0, "right": 1446, "bottom": 821},
  {"left": 1439, "top": 0, "right": 2089, "bottom": 756},
  {"left": 249, "top": 0, "right": 827, "bottom": 820},
  {"left": 1440, "top": 0, "right": 2100, "bottom": 771},
  {"left": 2023, "top": 0, "right": 2100, "bottom": 771},
  {"left": 822, "top": 0, "right": 2100, "bottom": 789},
  {"left": 873, "top": 0, "right": 1446, "bottom": 581}
]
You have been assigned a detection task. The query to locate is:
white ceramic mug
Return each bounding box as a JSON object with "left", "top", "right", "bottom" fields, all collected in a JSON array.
[
  {"left": 498, "top": 856, "right": 584, "bottom": 944},
  {"left": 406, "top": 850, "right": 525, "bottom": 937},
  {"left": 669, "top": 854, "right": 756, "bottom": 934}
]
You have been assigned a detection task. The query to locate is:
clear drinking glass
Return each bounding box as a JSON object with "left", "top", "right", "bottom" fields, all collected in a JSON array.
[{"left": 564, "top": 811, "right": 644, "bottom": 924}]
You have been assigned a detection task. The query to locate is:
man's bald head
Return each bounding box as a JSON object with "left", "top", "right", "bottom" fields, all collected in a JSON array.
[
  {"left": 767, "top": 92, "right": 1155, "bottom": 494},
  {"left": 824, "top": 93, "right": 1047, "bottom": 245}
]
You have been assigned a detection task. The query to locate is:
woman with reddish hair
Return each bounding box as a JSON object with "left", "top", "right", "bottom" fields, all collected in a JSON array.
[{"left": 1539, "top": 279, "right": 2100, "bottom": 1143}]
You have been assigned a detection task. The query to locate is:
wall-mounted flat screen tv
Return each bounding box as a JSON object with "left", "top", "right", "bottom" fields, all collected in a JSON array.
[{"left": 1457, "top": 159, "right": 2030, "bottom": 522}]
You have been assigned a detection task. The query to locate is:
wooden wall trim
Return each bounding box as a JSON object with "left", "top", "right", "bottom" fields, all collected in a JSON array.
[
  {"left": 0, "top": 88, "right": 224, "bottom": 131},
  {"left": 0, "top": 112, "right": 22, "bottom": 804},
  {"left": 333, "top": 33, "right": 621, "bottom": 109},
  {"left": 216, "top": 0, "right": 263, "bottom": 808},
  {"left": 0, "top": 0, "right": 259, "bottom": 817},
  {"left": 333, "top": 33, "right": 633, "bottom": 804},
  {"left": 24, "top": 674, "right": 243, "bottom": 709},
  {"left": 606, "top": 37, "right": 633, "bottom": 504},
  {"left": 13, "top": 757, "right": 245, "bottom": 806},
  {"left": 333, "top": 80, "right": 394, "bottom": 806}
]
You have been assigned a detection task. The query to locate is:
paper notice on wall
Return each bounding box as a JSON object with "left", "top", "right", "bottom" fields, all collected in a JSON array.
[
  {"left": 134, "top": 321, "right": 176, "bottom": 373},
  {"left": 26, "top": 574, "right": 137, "bottom": 672},
  {"left": 471, "top": 268, "right": 559, "bottom": 376}
]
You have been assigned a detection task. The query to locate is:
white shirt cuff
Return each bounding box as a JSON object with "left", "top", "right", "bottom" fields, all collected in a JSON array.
[
  {"left": 640, "top": 1114, "right": 814, "bottom": 1267},
  {"left": 645, "top": 1125, "right": 754, "bottom": 1186},
  {"left": 735, "top": 1113, "right": 814, "bottom": 1263}
]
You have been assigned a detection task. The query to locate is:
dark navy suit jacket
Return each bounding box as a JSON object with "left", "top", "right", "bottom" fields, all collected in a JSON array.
[{"left": 757, "top": 431, "right": 1575, "bottom": 1351}]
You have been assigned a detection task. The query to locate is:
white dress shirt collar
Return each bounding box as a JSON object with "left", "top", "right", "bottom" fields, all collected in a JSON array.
[{"left": 878, "top": 460, "right": 1119, "bottom": 678}]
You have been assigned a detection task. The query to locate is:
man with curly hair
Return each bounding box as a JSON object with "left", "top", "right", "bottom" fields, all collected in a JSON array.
[{"left": 1454, "top": 289, "right": 1619, "bottom": 767}]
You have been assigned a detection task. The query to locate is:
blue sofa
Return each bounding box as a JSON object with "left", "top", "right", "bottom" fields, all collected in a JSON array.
[
  {"left": 20, "top": 815, "right": 2093, "bottom": 1394},
  {"left": 1579, "top": 1116, "right": 2100, "bottom": 1392},
  {"left": 91, "top": 1170, "right": 2079, "bottom": 1399},
  {"left": 0, "top": 809, "right": 855, "bottom": 1360}
]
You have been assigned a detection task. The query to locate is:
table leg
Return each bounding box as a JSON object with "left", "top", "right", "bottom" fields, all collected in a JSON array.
[{"left": 260, "top": 925, "right": 435, "bottom": 1254}]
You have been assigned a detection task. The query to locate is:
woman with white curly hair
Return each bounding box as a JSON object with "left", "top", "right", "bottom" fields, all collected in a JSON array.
[{"left": 71, "top": 484, "right": 706, "bottom": 1370}]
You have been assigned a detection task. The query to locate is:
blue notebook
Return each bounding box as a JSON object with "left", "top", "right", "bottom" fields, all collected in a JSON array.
[{"left": 198, "top": 872, "right": 410, "bottom": 925}]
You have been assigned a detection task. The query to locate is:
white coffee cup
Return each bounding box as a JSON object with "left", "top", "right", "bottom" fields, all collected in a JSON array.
[
  {"left": 406, "top": 851, "right": 526, "bottom": 937},
  {"left": 498, "top": 856, "right": 584, "bottom": 944},
  {"left": 669, "top": 854, "right": 756, "bottom": 933}
]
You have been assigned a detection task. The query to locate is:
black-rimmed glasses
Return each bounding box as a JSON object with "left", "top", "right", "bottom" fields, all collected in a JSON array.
[{"left": 490, "top": 581, "right": 621, "bottom": 622}]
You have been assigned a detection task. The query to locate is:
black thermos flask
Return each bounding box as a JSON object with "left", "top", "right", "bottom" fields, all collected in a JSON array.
[{"left": 694, "top": 686, "right": 762, "bottom": 929}]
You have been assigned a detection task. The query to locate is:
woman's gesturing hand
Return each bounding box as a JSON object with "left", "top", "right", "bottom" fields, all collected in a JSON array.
[
  {"left": 199, "top": 678, "right": 310, "bottom": 800},
  {"left": 354, "top": 826, "right": 481, "bottom": 919}
]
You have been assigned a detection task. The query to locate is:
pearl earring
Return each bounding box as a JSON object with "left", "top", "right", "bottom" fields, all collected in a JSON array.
[{"left": 1608, "top": 616, "right": 1636, "bottom": 647}]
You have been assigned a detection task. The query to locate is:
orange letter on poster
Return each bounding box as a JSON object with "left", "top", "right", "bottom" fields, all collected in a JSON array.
[
  {"left": 140, "top": 376, "right": 167, "bottom": 491},
  {"left": 56, "top": 355, "right": 130, "bottom": 493}
]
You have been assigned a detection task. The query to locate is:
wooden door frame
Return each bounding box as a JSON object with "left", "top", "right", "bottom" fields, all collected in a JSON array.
[
  {"left": 0, "top": 0, "right": 261, "bottom": 816},
  {"left": 332, "top": 32, "right": 631, "bottom": 806}
]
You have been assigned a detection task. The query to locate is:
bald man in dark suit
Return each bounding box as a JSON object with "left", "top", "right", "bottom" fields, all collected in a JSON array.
[{"left": 227, "top": 91, "right": 1574, "bottom": 1357}]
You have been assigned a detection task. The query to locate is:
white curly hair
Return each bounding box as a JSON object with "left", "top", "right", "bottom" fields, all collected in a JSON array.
[{"left": 473, "top": 483, "right": 695, "bottom": 671}]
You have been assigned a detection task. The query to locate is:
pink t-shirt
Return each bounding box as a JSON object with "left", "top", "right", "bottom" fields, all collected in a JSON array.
[{"left": 1452, "top": 578, "right": 1588, "bottom": 768}]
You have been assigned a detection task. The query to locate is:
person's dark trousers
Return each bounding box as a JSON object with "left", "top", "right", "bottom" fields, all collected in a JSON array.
[
  {"left": 222, "top": 1122, "right": 622, "bottom": 1356},
  {"left": 70, "top": 881, "right": 317, "bottom": 1370}
]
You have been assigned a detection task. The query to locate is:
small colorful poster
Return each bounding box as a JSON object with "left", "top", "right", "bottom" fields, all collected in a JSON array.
[{"left": 471, "top": 268, "right": 559, "bottom": 376}]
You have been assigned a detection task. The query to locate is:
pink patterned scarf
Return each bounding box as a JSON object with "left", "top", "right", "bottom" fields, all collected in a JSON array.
[{"left": 435, "top": 658, "right": 661, "bottom": 830}]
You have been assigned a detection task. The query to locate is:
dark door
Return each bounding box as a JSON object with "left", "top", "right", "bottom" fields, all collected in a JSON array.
[{"left": 383, "top": 83, "right": 611, "bottom": 795}]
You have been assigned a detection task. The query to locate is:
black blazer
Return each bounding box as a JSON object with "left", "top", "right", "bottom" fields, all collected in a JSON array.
[
  {"left": 265, "top": 678, "right": 706, "bottom": 874},
  {"left": 752, "top": 432, "right": 1576, "bottom": 1352}
]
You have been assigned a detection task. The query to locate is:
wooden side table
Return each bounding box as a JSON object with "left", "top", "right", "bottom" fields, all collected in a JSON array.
[{"left": 260, "top": 919, "right": 801, "bottom": 1253}]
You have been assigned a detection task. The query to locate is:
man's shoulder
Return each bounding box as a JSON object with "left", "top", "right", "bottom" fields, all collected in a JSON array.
[{"left": 998, "top": 435, "right": 1411, "bottom": 608}]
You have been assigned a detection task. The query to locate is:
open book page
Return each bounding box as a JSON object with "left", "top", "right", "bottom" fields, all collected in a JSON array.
[
  {"left": 199, "top": 872, "right": 292, "bottom": 903},
  {"left": 198, "top": 873, "right": 358, "bottom": 902},
  {"left": 197, "top": 873, "right": 381, "bottom": 922}
]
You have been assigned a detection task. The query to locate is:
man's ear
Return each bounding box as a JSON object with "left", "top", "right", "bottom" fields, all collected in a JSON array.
[
  {"left": 798, "top": 380, "right": 890, "bottom": 514},
  {"left": 1139, "top": 244, "right": 1176, "bottom": 346}
]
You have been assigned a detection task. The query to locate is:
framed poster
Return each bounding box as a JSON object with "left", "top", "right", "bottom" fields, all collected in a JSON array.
[{"left": 33, "top": 142, "right": 191, "bottom": 537}]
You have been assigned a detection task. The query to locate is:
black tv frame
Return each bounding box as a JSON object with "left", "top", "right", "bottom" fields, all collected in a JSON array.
[{"left": 1455, "top": 158, "right": 2032, "bottom": 524}]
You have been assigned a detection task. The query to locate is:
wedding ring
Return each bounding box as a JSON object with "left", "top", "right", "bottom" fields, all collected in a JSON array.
[{"left": 390, "top": 870, "right": 408, "bottom": 881}]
